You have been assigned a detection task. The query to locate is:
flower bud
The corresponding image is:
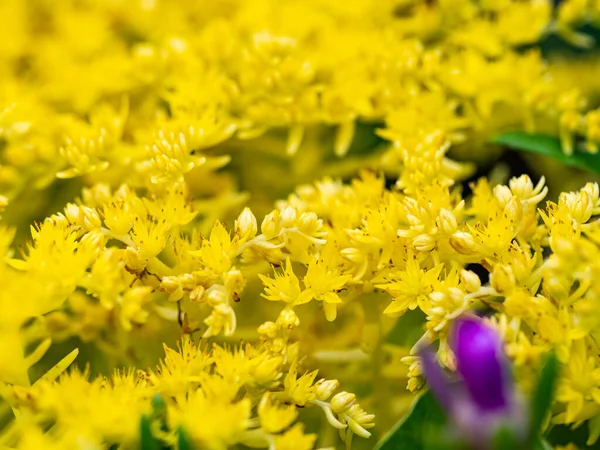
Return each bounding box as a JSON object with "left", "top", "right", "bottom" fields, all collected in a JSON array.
[
  {"left": 82, "top": 183, "right": 112, "bottom": 206},
  {"left": 451, "top": 316, "right": 511, "bottom": 412},
  {"left": 583, "top": 182, "right": 599, "bottom": 203},
  {"left": 257, "top": 321, "right": 278, "bottom": 339},
  {"left": 78, "top": 230, "right": 106, "bottom": 252},
  {"left": 437, "top": 208, "right": 458, "bottom": 235},
  {"left": 161, "top": 276, "right": 184, "bottom": 302},
  {"left": 419, "top": 316, "right": 525, "bottom": 450},
  {"left": 330, "top": 391, "right": 356, "bottom": 413},
  {"left": 64, "top": 203, "right": 81, "bottom": 224},
  {"left": 543, "top": 276, "right": 569, "bottom": 300},
  {"left": 437, "top": 341, "right": 456, "bottom": 370},
  {"left": 280, "top": 206, "right": 297, "bottom": 228},
  {"left": 412, "top": 234, "right": 436, "bottom": 252},
  {"left": 570, "top": 190, "right": 593, "bottom": 223},
  {"left": 508, "top": 175, "right": 534, "bottom": 198},
  {"left": 460, "top": 270, "right": 481, "bottom": 293},
  {"left": 235, "top": 207, "right": 257, "bottom": 242},
  {"left": 261, "top": 210, "right": 281, "bottom": 240},
  {"left": 224, "top": 268, "right": 246, "bottom": 301},
  {"left": 346, "top": 404, "right": 375, "bottom": 438},
  {"left": 297, "top": 211, "right": 321, "bottom": 234},
  {"left": 270, "top": 337, "right": 286, "bottom": 353},
  {"left": 315, "top": 378, "right": 339, "bottom": 401},
  {"left": 493, "top": 185, "right": 513, "bottom": 206},
  {"left": 206, "top": 285, "right": 228, "bottom": 306},
  {"left": 340, "top": 247, "right": 365, "bottom": 263},
  {"left": 203, "top": 303, "right": 236, "bottom": 337},
  {"left": 65, "top": 204, "right": 102, "bottom": 230},
  {"left": 490, "top": 264, "right": 515, "bottom": 294},
  {"left": 504, "top": 197, "right": 522, "bottom": 222},
  {"left": 81, "top": 206, "right": 102, "bottom": 229},
  {"left": 277, "top": 308, "right": 299, "bottom": 328},
  {"left": 190, "top": 285, "right": 206, "bottom": 302},
  {"left": 407, "top": 375, "right": 424, "bottom": 392},
  {"left": 450, "top": 232, "right": 479, "bottom": 255}
]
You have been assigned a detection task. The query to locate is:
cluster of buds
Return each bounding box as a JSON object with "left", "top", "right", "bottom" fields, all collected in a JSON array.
[
  {"left": 312, "top": 383, "right": 375, "bottom": 442},
  {"left": 258, "top": 308, "right": 300, "bottom": 356},
  {"left": 240, "top": 205, "right": 327, "bottom": 264}
]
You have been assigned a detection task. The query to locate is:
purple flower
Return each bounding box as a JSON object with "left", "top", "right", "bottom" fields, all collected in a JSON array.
[{"left": 419, "top": 315, "right": 526, "bottom": 449}]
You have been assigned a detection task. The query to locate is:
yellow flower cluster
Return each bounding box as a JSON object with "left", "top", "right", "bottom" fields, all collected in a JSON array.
[
  {"left": 1, "top": 0, "right": 600, "bottom": 207},
  {"left": 4, "top": 338, "right": 373, "bottom": 450},
  {"left": 2, "top": 0, "right": 600, "bottom": 448}
]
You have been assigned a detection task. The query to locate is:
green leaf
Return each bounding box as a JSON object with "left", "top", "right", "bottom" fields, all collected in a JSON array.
[
  {"left": 535, "top": 438, "right": 554, "bottom": 450},
  {"left": 140, "top": 414, "right": 160, "bottom": 450},
  {"left": 374, "top": 391, "right": 451, "bottom": 450},
  {"left": 386, "top": 309, "right": 426, "bottom": 346},
  {"left": 177, "top": 426, "right": 193, "bottom": 450},
  {"left": 491, "top": 131, "right": 600, "bottom": 174},
  {"left": 150, "top": 394, "right": 170, "bottom": 436},
  {"left": 493, "top": 427, "right": 518, "bottom": 450},
  {"left": 151, "top": 393, "right": 166, "bottom": 414},
  {"left": 547, "top": 423, "right": 593, "bottom": 448},
  {"left": 529, "top": 352, "right": 560, "bottom": 444}
]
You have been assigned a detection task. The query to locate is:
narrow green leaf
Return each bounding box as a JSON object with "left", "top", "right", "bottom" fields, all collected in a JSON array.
[
  {"left": 140, "top": 414, "right": 160, "bottom": 450},
  {"left": 177, "top": 426, "right": 193, "bottom": 450},
  {"left": 374, "top": 391, "right": 450, "bottom": 450},
  {"left": 529, "top": 352, "right": 560, "bottom": 443},
  {"left": 491, "top": 131, "right": 600, "bottom": 174}
]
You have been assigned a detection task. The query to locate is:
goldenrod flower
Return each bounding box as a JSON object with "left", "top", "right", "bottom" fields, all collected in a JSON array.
[{"left": 2, "top": 0, "right": 600, "bottom": 448}]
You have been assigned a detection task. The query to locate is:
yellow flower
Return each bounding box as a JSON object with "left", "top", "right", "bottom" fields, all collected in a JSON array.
[
  {"left": 283, "top": 363, "right": 318, "bottom": 407},
  {"left": 144, "top": 185, "right": 197, "bottom": 228},
  {"left": 259, "top": 258, "right": 304, "bottom": 304},
  {"left": 29, "top": 370, "right": 149, "bottom": 446},
  {"left": 377, "top": 256, "right": 444, "bottom": 315},
  {"left": 150, "top": 340, "right": 212, "bottom": 398},
  {"left": 258, "top": 393, "right": 298, "bottom": 434},
  {"left": 176, "top": 390, "right": 251, "bottom": 449},
  {"left": 130, "top": 217, "right": 170, "bottom": 260},
  {"left": 190, "top": 221, "right": 236, "bottom": 275},
  {"left": 7, "top": 0, "right": 600, "bottom": 445},
  {"left": 555, "top": 340, "right": 600, "bottom": 424},
  {"left": 273, "top": 424, "right": 317, "bottom": 450},
  {"left": 301, "top": 256, "right": 352, "bottom": 321}
]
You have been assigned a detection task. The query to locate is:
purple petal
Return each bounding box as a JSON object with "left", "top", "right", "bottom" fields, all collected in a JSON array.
[
  {"left": 453, "top": 392, "right": 528, "bottom": 450},
  {"left": 450, "top": 316, "right": 510, "bottom": 412},
  {"left": 418, "top": 345, "right": 454, "bottom": 412}
]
